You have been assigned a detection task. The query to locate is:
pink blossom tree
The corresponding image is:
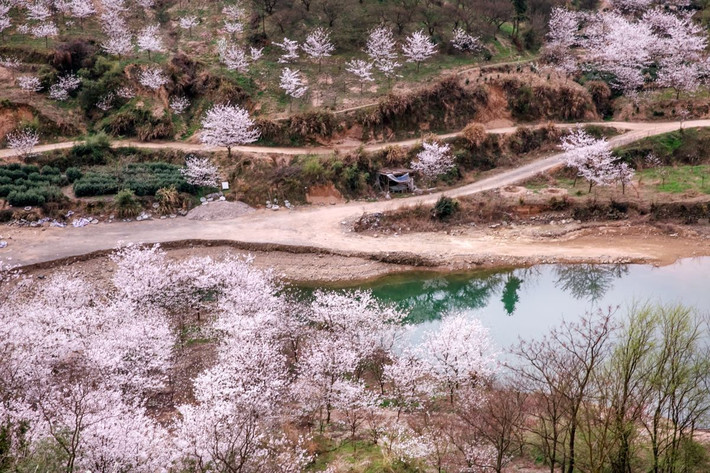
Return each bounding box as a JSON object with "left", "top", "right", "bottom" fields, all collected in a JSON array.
[
  {"left": 178, "top": 15, "right": 198, "bottom": 38},
  {"left": 18, "top": 75, "right": 42, "bottom": 94},
  {"left": 138, "top": 66, "right": 167, "bottom": 90},
  {"left": 280, "top": 67, "right": 308, "bottom": 110},
  {"left": 365, "top": 25, "right": 401, "bottom": 83},
  {"left": 136, "top": 24, "right": 164, "bottom": 60},
  {"left": 345, "top": 59, "right": 374, "bottom": 93},
  {"left": 411, "top": 140, "right": 455, "bottom": 183},
  {"left": 451, "top": 27, "right": 481, "bottom": 52},
  {"left": 181, "top": 155, "right": 219, "bottom": 187},
  {"left": 6, "top": 128, "right": 39, "bottom": 158},
  {"left": 200, "top": 103, "right": 260, "bottom": 157},
  {"left": 274, "top": 37, "right": 300, "bottom": 63},
  {"left": 32, "top": 22, "right": 58, "bottom": 48},
  {"left": 170, "top": 95, "right": 190, "bottom": 114},
  {"left": 217, "top": 38, "right": 249, "bottom": 73},
  {"left": 419, "top": 313, "right": 497, "bottom": 404},
  {"left": 402, "top": 30, "right": 437, "bottom": 72},
  {"left": 302, "top": 27, "right": 335, "bottom": 72},
  {"left": 561, "top": 127, "right": 616, "bottom": 192}
]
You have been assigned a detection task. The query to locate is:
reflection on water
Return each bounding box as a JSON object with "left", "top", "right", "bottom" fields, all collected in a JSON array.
[
  {"left": 554, "top": 264, "right": 630, "bottom": 302},
  {"left": 297, "top": 257, "right": 710, "bottom": 350}
]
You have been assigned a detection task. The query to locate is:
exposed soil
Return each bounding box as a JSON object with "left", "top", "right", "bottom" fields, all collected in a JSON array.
[{"left": 186, "top": 200, "right": 255, "bottom": 221}]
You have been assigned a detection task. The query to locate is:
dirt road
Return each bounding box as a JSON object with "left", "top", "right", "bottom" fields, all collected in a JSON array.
[
  {"left": 0, "top": 119, "right": 700, "bottom": 160},
  {"left": 2, "top": 119, "right": 708, "bottom": 269}
]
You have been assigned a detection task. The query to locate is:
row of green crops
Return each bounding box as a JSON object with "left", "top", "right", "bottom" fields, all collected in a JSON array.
[
  {"left": 73, "top": 162, "right": 194, "bottom": 197},
  {"left": 0, "top": 164, "right": 70, "bottom": 207}
]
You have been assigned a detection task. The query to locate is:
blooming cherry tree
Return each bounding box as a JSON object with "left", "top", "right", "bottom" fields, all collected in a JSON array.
[
  {"left": 217, "top": 38, "right": 249, "bottom": 72},
  {"left": 561, "top": 127, "right": 617, "bottom": 192},
  {"left": 69, "top": 0, "right": 95, "bottom": 26},
  {"left": 279, "top": 67, "right": 308, "bottom": 110},
  {"left": 420, "top": 313, "right": 497, "bottom": 404},
  {"left": 365, "top": 26, "right": 401, "bottom": 81},
  {"left": 136, "top": 24, "right": 164, "bottom": 60},
  {"left": 200, "top": 103, "right": 260, "bottom": 156},
  {"left": 402, "top": 30, "right": 437, "bottom": 71},
  {"left": 32, "top": 22, "right": 58, "bottom": 47},
  {"left": 170, "top": 95, "right": 190, "bottom": 114},
  {"left": 451, "top": 27, "right": 481, "bottom": 52},
  {"left": 48, "top": 73, "right": 82, "bottom": 101},
  {"left": 18, "top": 75, "right": 42, "bottom": 94},
  {"left": 181, "top": 155, "right": 219, "bottom": 187},
  {"left": 411, "top": 141, "right": 455, "bottom": 182},
  {"left": 274, "top": 37, "right": 300, "bottom": 63},
  {"left": 178, "top": 15, "right": 198, "bottom": 38},
  {"left": 302, "top": 27, "right": 334, "bottom": 72},
  {"left": 345, "top": 59, "right": 374, "bottom": 92},
  {"left": 6, "top": 128, "right": 40, "bottom": 158},
  {"left": 138, "top": 66, "right": 167, "bottom": 90},
  {"left": 250, "top": 46, "right": 264, "bottom": 61}
]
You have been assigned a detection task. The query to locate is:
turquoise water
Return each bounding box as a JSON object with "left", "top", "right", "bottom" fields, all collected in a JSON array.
[{"left": 297, "top": 257, "right": 710, "bottom": 351}]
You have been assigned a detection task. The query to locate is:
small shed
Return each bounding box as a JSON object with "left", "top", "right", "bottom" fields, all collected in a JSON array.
[{"left": 376, "top": 168, "right": 415, "bottom": 193}]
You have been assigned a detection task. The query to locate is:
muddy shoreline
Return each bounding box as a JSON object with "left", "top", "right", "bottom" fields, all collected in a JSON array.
[{"left": 8, "top": 222, "right": 710, "bottom": 284}]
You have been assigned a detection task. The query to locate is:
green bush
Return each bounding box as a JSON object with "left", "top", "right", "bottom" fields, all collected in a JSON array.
[
  {"left": 432, "top": 195, "right": 460, "bottom": 220},
  {"left": 72, "top": 162, "right": 192, "bottom": 197},
  {"left": 114, "top": 188, "right": 141, "bottom": 218},
  {"left": 65, "top": 167, "right": 82, "bottom": 182},
  {"left": 0, "top": 164, "right": 66, "bottom": 206},
  {"left": 7, "top": 190, "right": 46, "bottom": 207}
]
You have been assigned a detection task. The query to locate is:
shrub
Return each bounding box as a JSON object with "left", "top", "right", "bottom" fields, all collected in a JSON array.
[
  {"left": 432, "top": 195, "right": 459, "bottom": 220},
  {"left": 114, "top": 188, "right": 141, "bottom": 218},
  {"left": 65, "top": 167, "right": 82, "bottom": 182},
  {"left": 7, "top": 190, "right": 46, "bottom": 207},
  {"left": 461, "top": 122, "right": 487, "bottom": 149},
  {"left": 156, "top": 186, "right": 181, "bottom": 214}
]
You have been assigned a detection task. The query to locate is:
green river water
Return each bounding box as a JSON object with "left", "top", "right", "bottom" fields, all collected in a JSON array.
[{"left": 297, "top": 257, "right": 710, "bottom": 351}]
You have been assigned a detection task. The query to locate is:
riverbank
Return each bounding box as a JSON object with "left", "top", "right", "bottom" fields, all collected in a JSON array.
[{"left": 6, "top": 220, "right": 709, "bottom": 284}]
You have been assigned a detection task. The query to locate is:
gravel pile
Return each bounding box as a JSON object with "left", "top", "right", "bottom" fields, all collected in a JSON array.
[{"left": 187, "top": 200, "right": 255, "bottom": 221}]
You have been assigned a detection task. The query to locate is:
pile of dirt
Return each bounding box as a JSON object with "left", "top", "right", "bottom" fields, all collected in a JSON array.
[{"left": 186, "top": 201, "right": 255, "bottom": 221}]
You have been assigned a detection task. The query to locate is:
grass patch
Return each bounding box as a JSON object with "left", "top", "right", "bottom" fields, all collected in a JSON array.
[{"left": 640, "top": 165, "right": 710, "bottom": 194}]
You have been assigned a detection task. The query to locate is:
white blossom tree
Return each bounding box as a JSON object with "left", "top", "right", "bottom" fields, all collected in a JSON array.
[
  {"left": 170, "top": 95, "right": 190, "bottom": 114},
  {"left": 200, "top": 103, "right": 260, "bottom": 156},
  {"left": 411, "top": 141, "right": 455, "bottom": 182},
  {"left": 279, "top": 67, "right": 308, "bottom": 110},
  {"left": 561, "top": 127, "right": 617, "bottom": 192},
  {"left": 6, "top": 128, "right": 39, "bottom": 158},
  {"left": 345, "top": 59, "right": 374, "bottom": 93},
  {"left": 178, "top": 15, "right": 198, "bottom": 38},
  {"left": 451, "top": 27, "right": 481, "bottom": 52},
  {"left": 136, "top": 24, "right": 164, "bottom": 60},
  {"left": 69, "top": 0, "right": 95, "bottom": 27},
  {"left": 138, "top": 66, "right": 167, "bottom": 90},
  {"left": 217, "top": 38, "right": 249, "bottom": 73},
  {"left": 0, "top": 3, "right": 11, "bottom": 40},
  {"left": 274, "top": 37, "right": 300, "bottom": 63},
  {"left": 250, "top": 46, "right": 264, "bottom": 61},
  {"left": 402, "top": 30, "right": 437, "bottom": 72},
  {"left": 181, "top": 155, "right": 219, "bottom": 187},
  {"left": 32, "top": 22, "right": 58, "bottom": 48},
  {"left": 48, "top": 73, "right": 81, "bottom": 101},
  {"left": 365, "top": 25, "right": 401, "bottom": 82},
  {"left": 101, "top": 29, "right": 133, "bottom": 57},
  {"left": 420, "top": 313, "right": 497, "bottom": 404},
  {"left": 18, "top": 75, "right": 42, "bottom": 94},
  {"left": 302, "top": 27, "right": 334, "bottom": 72}
]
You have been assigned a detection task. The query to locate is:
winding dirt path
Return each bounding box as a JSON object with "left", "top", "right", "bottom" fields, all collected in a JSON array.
[
  {"left": 1, "top": 119, "right": 708, "bottom": 269},
  {"left": 0, "top": 119, "right": 698, "bottom": 160}
]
